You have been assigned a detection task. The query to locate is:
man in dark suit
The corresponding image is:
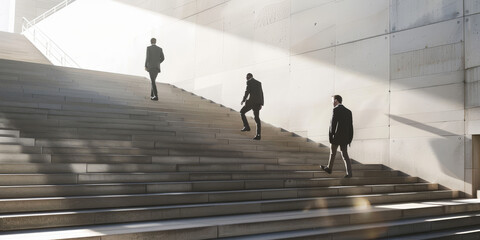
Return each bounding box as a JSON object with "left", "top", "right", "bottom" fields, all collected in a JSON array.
[
  {"left": 321, "top": 95, "right": 354, "bottom": 178},
  {"left": 145, "top": 38, "right": 165, "bottom": 101},
  {"left": 240, "top": 73, "right": 264, "bottom": 140}
]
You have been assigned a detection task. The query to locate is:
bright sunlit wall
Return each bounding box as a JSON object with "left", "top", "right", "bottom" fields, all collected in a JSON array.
[{"left": 0, "top": 0, "right": 16, "bottom": 32}]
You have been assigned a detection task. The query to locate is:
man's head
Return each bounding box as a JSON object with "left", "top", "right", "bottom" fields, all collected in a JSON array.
[
  {"left": 246, "top": 73, "right": 253, "bottom": 81},
  {"left": 332, "top": 95, "right": 342, "bottom": 107},
  {"left": 150, "top": 38, "right": 157, "bottom": 45}
]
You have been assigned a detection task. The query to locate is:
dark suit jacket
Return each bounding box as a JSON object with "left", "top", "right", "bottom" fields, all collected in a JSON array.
[
  {"left": 145, "top": 45, "right": 165, "bottom": 73},
  {"left": 242, "top": 78, "right": 264, "bottom": 106},
  {"left": 329, "top": 104, "right": 353, "bottom": 145}
]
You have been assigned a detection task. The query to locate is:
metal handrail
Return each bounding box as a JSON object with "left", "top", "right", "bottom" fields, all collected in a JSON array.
[
  {"left": 22, "top": 17, "right": 80, "bottom": 68},
  {"left": 24, "top": 0, "right": 76, "bottom": 30}
]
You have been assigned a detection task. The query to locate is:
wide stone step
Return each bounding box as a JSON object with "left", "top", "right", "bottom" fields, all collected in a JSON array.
[
  {"left": 166, "top": 148, "right": 326, "bottom": 159},
  {"left": 0, "top": 92, "right": 235, "bottom": 119},
  {"left": 134, "top": 134, "right": 295, "bottom": 146},
  {"left": 0, "top": 136, "right": 35, "bottom": 146},
  {"left": 0, "top": 82, "right": 178, "bottom": 99},
  {"left": 0, "top": 162, "right": 382, "bottom": 174},
  {"left": 20, "top": 132, "right": 301, "bottom": 150},
  {"left": 0, "top": 153, "right": 51, "bottom": 163},
  {"left": 42, "top": 146, "right": 166, "bottom": 155},
  {"left": 0, "top": 75, "right": 174, "bottom": 94},
  {"left": 15, "top": 122, "right": 286, "bottom": 139},
  {"left": 35, "top": 138, "right": 155, "bottom": 148},
  {"left": 0, "top": 129, "right": 19, "bottom": 137},
  {"left": 153, "top": 142, "right": 326, "bottom": 154},
  {"left": 0, "top": 177, "right": 433, "bottom": 198},
  {"left": 0, "top": 111, "right": 167, "bottom": 126},
  {"left": 385, "top": 224, "right": 480, "bottom": 240},
  {"left": 175, "top": 164, "right": 382, "bottom": 173},
  {"left": 0, "top": 190, "right": 460, "bottom": 231},
  {"left": 216, "top": 132, "right": 294, "bottom": 140},
  {"left": 0, "top": 175, "right": 419, "bottom": 194},
  {"left": 0, "top": 183, "right": 442, "bottom": 215},
  {"left": 0, "top": 119, "right": 288, "bottom": 139},
  {"left": 0, "top": 32, "right": 51, "bottom": 64},
  {"left": 0, "top": 102, "right": 281, "bottom": 130},
  {"left": 0, "top": 89, "right": 229, "bottom": 114},
  {"left": 0, "top": 144, "right": 41, "bottom": 154},
  {"left": 0, "top": 103, "right": 152, "bottom": 118},
  {"left": 0, "top": 170, "right": 400, "bottom": 186},
  {"left": 21, "top": 131, "right": 172, "bottom": 142},
  {"left": 58, "top": 104, "right": 235, "bottom": 119},
  {"left": 154, "top": 156, "right": 280, "bottom": 164},
  {"left": 227, "top": 207, "right": 480, "bottom": 240},
  {"left": 0, "top": 172, "right": 308, "bottom": 186},
  {"left": 284, "top": 176, "right": 419, "bottom": 188},
  {"left": 0, "top": 90, "right": 227, "bottom": 111},
  {"left": 37, "top": 143, "right": 328, "bottom": 159},
  {"left": 38, "top": 151, "right": 331, "bottom": 165}
]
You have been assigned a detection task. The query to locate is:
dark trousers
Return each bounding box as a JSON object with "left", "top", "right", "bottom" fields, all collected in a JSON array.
[
  {"left": 149, "top": 71, "right": 159, "bottom": 98},
  {"left": 240, "top": 104, "right": 261, "bottom": 135},
  {"left": 327, "top": 144, "right": 352, "bottom": 176}
]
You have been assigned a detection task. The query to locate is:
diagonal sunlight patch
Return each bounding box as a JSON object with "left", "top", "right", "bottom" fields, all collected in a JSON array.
[
  {"left": 376, "top": 202, "right": 438, "bottom": 210},
  {"left": 425, "top": 213, "right": 480, "bottom": 222},
  {"left": 352, "top": 197, "right": 372, "bottom": 210}
]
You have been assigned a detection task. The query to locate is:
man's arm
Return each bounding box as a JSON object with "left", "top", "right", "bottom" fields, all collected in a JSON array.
[
  {"left": 145, "top": 48, "right": 149, "bottom": 71},
  {"left": 329, "top": 108, "right": 338, "bottom": 142},
  {"left": 348, "top": 111, "right": 354, "bottom": 144},
  {"left": 159, "top": 48, "right": 165, "bottom": 64},
  {"left": 259, "top": 83, "right": 264, "bottom": 106},
  {"left": 241, "top": 83, "right": 250, "bottom": 105}
]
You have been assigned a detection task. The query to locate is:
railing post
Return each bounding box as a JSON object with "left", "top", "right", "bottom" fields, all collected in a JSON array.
[
  {"left": 24, "top": 0, "right": 77, "bottom": 31},
  {"left": 20, "top": 1, "right": 80, "bottom": 68}
]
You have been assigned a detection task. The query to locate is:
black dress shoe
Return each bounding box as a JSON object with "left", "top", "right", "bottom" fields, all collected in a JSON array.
[
  {"left": 344, "top": 174, "right": 352, "bottom": 178},
  {"left": 320, "top": 165, "right": 332, "bottom": 174},
  {"left": 241, "top": 127, "right": 251, "bottom": 132},
  {"left": 253, "top": 135, "right": 261, "bottom": 140}
]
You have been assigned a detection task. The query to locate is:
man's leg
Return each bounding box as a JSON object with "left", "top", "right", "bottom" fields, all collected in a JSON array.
[
  {"left": 149, "top": 71, "right": 159, "bottom": 98},
  {"left": 253, "top": 107, "right": 261, "bottom": 136},
  {"left": 339, "top": 144, "right": 352, "bottom": 177},
  {"left": 240, "top": 105, "right": 252, "bottom": 130},
  {"left": 327, "top": 144, "right": 339, "bottom": 170}
]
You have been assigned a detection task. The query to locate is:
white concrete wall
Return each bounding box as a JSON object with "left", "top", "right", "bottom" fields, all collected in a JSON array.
[
  {"left": 13, "top": 0, "right": 64, "bottom": 33},
  {"left": 465, "top": 1, "right": 480, "bottom": 196},
  {"left": 33, "top": 0, "right": 480, "bottom": 196},
  {"left": 0, "top": 0, "right": 15, "bottom": 32}
]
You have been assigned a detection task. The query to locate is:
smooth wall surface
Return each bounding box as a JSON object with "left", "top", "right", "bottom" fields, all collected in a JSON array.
[
  {"left": 33, "top": 0, "right": 480, "bottom": 196},
  {"left": 0, "top": 0, "right": 15, "bottom": 32},
  {"left": 465, "top": 2, "right": 480, "bottom": 197},
  {"left": 13, "top": 0, "right": 63, "bottom": 33}
]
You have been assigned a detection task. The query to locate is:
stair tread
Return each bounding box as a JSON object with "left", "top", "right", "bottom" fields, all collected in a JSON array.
[
  {"left": 0, "top": 199, "right": 478, "bottom": 239},
  {"left": 225, "top": 210, "right": 480, "bottom": 240}
]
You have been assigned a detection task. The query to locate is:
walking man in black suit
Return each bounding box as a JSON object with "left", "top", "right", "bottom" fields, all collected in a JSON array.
[
  {"left": 240, "top": 73, "right": 264, "bottom": 140},
  {"left": 321, "top": 95, "right": 354, "bottom": 178},
  {"left": 145, "top": 38, "right": 165, "bottom": 101}
]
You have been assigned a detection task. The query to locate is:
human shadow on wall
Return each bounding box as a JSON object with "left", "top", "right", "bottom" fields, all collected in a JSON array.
[{"left": 389, "top": 114, "right": 464, "bottom": 181}]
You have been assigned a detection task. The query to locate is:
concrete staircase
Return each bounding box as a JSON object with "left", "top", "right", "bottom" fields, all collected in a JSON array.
[
  {"left": 0, "top": 56, "right": 480, "bottom": 239},
  {"left": 0, "top": 31, "right": 51, "bottom": 65}
]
